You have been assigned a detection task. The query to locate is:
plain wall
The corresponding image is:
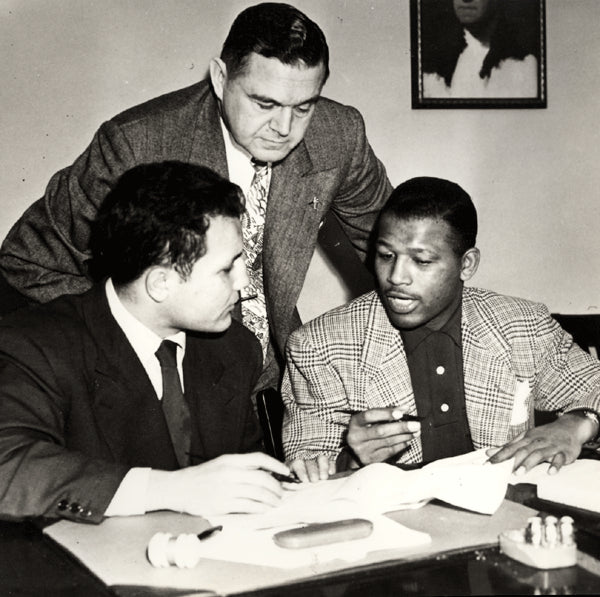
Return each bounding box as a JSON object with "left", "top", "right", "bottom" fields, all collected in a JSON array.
[{"left": 2, "top": 0, "right": 599, "bottom": 321}]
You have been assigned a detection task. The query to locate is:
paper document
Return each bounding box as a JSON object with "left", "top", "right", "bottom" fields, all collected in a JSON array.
[
  {"left": 222, "top": 448, "right": 511, "bottom": 531},
  {"left": 200, "top": 449, "right": 511, "bottom": 568},
  {"left": 510, "top": 459, "right": 600, "bottom": 513}
]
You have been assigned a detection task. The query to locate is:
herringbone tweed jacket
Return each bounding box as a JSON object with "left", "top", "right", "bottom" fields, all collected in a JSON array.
[
  {"left": 282, "top": 287, "right": 600, "bottom": 464},
  {"left": 0, "top": 80, "right": 391, "bottom": 390}
]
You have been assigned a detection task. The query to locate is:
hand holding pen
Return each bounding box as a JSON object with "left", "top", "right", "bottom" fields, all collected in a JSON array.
[{"left": 346, "top": 407, "right": 422, "bottom": 466}]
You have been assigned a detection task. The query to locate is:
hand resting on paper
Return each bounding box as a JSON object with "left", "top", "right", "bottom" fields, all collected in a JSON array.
[
  {"left": 145, "top": 452, "right": 291, "bottom": 516},
  {"left": 287, "top": 454, "right": 336, "bottom": 483},
  {"left": 346, "top": 407, "right": 421, "bottom": 466},
  {"left": 486, "top": 412, "right": 599, "bottom": 475}
]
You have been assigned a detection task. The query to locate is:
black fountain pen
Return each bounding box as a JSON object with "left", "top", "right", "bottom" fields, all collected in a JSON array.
[{"left": 271, "top": 471, "right": 301, "bottom": 484}]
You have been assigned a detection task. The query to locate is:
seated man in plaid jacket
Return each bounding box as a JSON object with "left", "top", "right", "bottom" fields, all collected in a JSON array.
[{"left": 282, "top": 177, "right": 600, "bottom": 482}]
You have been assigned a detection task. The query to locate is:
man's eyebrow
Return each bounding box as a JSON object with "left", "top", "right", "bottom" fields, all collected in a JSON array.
[
  {"left": 408, "top": 246, "right": 438, "bottom": 257},
  {"left": 376, "top": 240, "right": 437, "bottom": 255},
  {"left": 247, "top": 93, "right": 320, "bottom": 107}
]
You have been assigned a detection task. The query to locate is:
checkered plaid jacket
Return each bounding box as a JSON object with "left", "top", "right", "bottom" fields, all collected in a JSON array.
[{"left": 282, "top": 288, "right": 600, "bottom": 464}]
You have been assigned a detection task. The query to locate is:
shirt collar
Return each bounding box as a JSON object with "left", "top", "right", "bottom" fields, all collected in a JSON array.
[
  {"left": 220, "top": 117, "right": 273, "bottom": 198},
  {"left": 400, "top": 300, "right": 462, "bottom": 355},
  {"left": 105, "top": 278, "right": 186, "bottom": 364},
  {"left": 220, "top": 117, "right": 256, "bottom": 197}
]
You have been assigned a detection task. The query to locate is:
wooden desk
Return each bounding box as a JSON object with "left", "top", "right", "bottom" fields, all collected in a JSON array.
[{"left": 2, "top": 489, "right": 600, "bottom": 597}]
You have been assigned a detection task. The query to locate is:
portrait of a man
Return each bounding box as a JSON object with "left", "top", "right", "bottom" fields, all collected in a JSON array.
[{"left": 412, "top": 0, "right": 546, "bottom": 108}]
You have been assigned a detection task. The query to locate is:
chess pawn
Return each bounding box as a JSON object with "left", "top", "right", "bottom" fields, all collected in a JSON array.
[
  {"left": 559, "top": 516, "right": 575, "bottom": 546},
  {"left": 542, "top": 516, "right": 558, "bottom": 548},
  {"left": 526, "top": 516, "right": 543, "bottom": 546}
]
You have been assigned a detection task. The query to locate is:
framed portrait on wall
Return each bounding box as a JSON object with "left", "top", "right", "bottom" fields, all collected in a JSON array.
[{"left": 411, "top": 0, "right": 546, "bottom": 109}]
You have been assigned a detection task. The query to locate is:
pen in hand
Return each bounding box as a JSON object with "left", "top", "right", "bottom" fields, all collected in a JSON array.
[
  {"left": 339, "top": 409, "right": 424, "bottom": 422},
  {"left": 271, "top": 471, "right": 301, "bottom": 484}
]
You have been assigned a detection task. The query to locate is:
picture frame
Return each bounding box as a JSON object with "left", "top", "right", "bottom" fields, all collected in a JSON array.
[{"left": 411, "top": 0, "right": 547, "bottom": 109}]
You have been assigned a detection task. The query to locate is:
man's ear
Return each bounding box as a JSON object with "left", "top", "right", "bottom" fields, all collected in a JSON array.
[
  {"left": 460, "top": 247, "right": 480, "bottom": 282},
  {"left": 209, "top": 57, "right": 227, "bottom": 101},
  {"left": 145, "top": 266, "right": 172, "bottom": 303}
]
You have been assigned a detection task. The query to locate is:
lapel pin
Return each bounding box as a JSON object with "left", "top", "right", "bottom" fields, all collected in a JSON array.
[{"left": 310, "top": 196, "right": 319, "bottom": 210}]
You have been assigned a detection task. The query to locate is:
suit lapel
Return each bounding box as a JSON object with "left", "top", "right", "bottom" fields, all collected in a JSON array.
[
  {"left": 188, "top": 89, "right": 229, "bottom": 179},
  {"left": 183, "top": 334, "right": 243, "bottom": 461},
  {"left": 358, "top": 294, "right": 415, "bottom": 409},
  {"left": 264, "top": 143, "right": 337, "bottom": 348},
  {"left": 462, "top": 290, "right": 519, "bottom": 448},
  {"left": 358, "top": 293, "right": 423, "bottom": 462},
  {"left": 81, "top": 287, "right": 178, "bottom": 469}
]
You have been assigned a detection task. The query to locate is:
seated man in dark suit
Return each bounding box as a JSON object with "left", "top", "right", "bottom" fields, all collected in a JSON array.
[
  {"left": 0, "top": 161, "right": 291, "bottom": 523},
  {"left": 282, "top": 177, "right": 600, "bottom": 481}
]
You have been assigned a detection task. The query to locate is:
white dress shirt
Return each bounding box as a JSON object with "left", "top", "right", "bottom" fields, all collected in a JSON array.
[{"left": 104, "top": 278, "right": 186, "bottom": 516}]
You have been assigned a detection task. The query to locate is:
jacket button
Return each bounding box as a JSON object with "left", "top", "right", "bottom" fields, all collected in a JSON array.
[{"left": 57, "top": 499, "right": 69, "bottom": 511}]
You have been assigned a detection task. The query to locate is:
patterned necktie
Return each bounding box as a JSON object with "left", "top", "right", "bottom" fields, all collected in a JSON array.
[
  {"left": 155, "top": 340, "right": 191, "bottom": 468},
  {"left": 241, "top": 160, "right": 270, "bottom": 359}
]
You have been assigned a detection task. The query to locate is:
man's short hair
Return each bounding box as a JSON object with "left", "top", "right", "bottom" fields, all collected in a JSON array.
[
  {"left": 380, "top": 177, "right": 478, "bottom": 256},
  {"left": 221, "top": 2, "right": 329, "bottom": 82},
  {"left": 90, "top": 161, "right": 244, "bottom": 285}
]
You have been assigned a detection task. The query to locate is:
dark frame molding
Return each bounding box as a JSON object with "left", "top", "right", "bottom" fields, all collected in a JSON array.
[{"left": 411, "top": 0, "right": 547, "bottom": 109}]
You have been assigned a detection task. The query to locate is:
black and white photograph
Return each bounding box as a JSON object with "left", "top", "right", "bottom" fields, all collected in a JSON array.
[
  {"left": 1, "top": 1, "right": 599, "bottom": 595},
  {"left": 412, "top": 0, "right": 546, "bottom": 108}
]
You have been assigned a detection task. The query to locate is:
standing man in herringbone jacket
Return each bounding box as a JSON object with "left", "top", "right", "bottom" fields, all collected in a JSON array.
[{"left": 0, "top": 3, "right": 391, "bottom": 392}]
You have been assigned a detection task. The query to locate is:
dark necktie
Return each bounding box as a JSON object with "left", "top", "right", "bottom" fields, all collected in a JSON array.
[{"left": 155, "top": 340, "right": 191, "bottom": 467}]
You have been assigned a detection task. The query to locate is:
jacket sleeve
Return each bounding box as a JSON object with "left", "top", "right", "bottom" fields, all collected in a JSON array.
[
  {"left": 531, "top": 305, "right": 600, "bottom": 414},
  {"left": 0, "top": 120, "right": 136, "bottom": 303},
  {"left": 328, "top": 106, "right": 392, "bottom": 261},
  {"left": 281, "top": 327, "right": 351, "bottom": 462},
  {"left": 0, "top": 325, "right": 128, "bottom": 523}
]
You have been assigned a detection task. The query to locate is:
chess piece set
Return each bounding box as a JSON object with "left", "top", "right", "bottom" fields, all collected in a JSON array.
[{"left": 499, "top": 515, "right": 577, "bottom": 569}]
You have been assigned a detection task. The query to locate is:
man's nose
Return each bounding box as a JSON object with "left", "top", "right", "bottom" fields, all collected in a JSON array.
[
  {"left": 270, "top": 107, "right": 292, "bottom": 137},
  {"left": 389, "top": 260, "right": 412, "bottom": 285}
]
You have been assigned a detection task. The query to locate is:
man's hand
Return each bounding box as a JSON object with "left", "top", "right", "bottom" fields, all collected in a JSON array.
[
  {"left": 146, "top": 452, "right": 292, "bottom": 516},
  {"left": 287, "top": 455, "right": 335, "bottom": 483},
  {"left": 486, "top": 412, "right": 598, "bottom": 475},
  {"left": 346, "top": 407, "right": 421, "bottom": 466}
]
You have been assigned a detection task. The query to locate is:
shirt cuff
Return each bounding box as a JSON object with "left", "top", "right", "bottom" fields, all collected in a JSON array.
[{"left": 104, "top": 468, "right": 151, "bottom": 517}]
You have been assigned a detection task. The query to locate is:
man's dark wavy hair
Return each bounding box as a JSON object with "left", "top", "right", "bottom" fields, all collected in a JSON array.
[
  {"left": 380, "top": 177, "right": 478, "bottom": 257},
  {"left": 90, "top": 161, "right": 244, "bottom": 285},
  {"left": 221, "top": 2, "right": 329, "bottom": 82},
  {"left": 421, "top": 0, "right": 541, "bottom": 86}
]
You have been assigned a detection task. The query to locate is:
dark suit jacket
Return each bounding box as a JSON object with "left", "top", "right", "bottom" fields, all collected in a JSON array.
[
  {"left": 0, "top": 285, "right": 262, "bottom": 523},
  {"left": 0, "top": 80, "right": 391, "bottom": 386}
]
